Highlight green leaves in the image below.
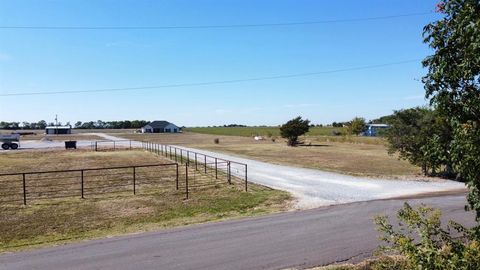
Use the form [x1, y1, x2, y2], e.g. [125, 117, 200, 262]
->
[375, 203, 480, 270]
[279, 116, 310, 146]
[385, 107, 452, 176]
[423, 0, 480, 122]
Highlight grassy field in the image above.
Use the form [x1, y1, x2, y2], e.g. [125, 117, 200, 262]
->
[186, 126, 343, 137]
[0, 150, 290, 252]
[119, 132, 421, 179]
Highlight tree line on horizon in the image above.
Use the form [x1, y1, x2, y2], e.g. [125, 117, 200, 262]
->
[0, 120, 150, 130]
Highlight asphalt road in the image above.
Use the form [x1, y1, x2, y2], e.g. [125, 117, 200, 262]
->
[0, 194, 474, 270]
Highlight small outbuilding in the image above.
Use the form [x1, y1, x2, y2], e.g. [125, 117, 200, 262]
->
[141, 121, 181, 133]
[364, 124, 389, 137]
[45, 126, 72, 135]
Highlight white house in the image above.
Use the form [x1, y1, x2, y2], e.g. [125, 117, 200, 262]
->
[141, 121, 181, 133]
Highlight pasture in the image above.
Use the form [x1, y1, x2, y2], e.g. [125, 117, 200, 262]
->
[120, 132, 421, 178]
[185, 126, 342, 137]
[0, 150, 290, 252]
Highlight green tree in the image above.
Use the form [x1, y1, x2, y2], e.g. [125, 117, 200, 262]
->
[37, 120, 47, 129]
[348, 117, 367, 135]
[385, 107, 452, 176]
[423, 0, 480, 217]
[280, 116, 310, 146]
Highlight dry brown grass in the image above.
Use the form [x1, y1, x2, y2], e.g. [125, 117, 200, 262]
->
[119, 132, 421, 179]
[0, 150, 168, 174]
[0, 150, 290, 252]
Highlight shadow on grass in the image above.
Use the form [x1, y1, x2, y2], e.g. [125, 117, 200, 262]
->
[297, 144, 331, 147]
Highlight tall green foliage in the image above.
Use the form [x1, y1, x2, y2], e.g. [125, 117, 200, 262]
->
[348, 117, 367, 135]
[451, 123, 480, 218]
[385, 107, 452, 176]
[423, 0, 480, 217]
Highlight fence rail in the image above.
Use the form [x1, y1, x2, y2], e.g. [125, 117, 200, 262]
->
[141, 141, 248, 191]
[90, 140, 134, 151]
[0, 163, 179, 205]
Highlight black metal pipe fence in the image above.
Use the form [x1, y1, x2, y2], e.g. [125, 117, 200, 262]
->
[142, 141, 248, 192]
[0, 163, 180, 205]
[91, 140, 134, 151]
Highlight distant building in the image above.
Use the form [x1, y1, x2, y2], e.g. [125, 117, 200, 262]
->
[141, 121, 181, 133]
[45, 126, 72, 135]
[364, 124, 389, 137]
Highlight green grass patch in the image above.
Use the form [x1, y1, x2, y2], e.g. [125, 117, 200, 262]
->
[185, 126, 342, 137]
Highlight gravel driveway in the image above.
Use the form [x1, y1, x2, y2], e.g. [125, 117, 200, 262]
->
[171, 145, 465, 209]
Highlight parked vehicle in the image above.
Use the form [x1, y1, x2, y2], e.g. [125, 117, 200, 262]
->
[0, 134, 20, 150]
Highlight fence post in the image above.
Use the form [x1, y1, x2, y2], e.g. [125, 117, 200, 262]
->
[176, 164, 179, 190]
[187, 151, 190, 166]
[81, 170, 84, 198]
[169, 147, 172, 159]
[95, 141, 98, 152]
[215, 158, 218, 179]
[113, 141, 116, 150]
[245, 165, 248, 192]
[22, 173, 26, 205]
[195, 153, 198, 170]
[129, 140, 132, 150]
[133, 167, 136, 195]
[180, 149, 183, 164]
[175, 148, 178, 162]
[204, 155, 207, 173]
[185, 165, 189, 199]
[228, 162, 231, 184]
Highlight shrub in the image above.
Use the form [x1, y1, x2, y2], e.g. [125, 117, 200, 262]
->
[214, 138, 220, 144]
[374, 203, 480, 270]
[280, 116, 310, 146]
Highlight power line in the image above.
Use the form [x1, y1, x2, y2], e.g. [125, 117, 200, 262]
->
[0, 59, 422, 97]
[0, 12, 434, 30]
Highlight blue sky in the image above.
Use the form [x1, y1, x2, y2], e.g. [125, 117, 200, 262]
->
[0, 0, 442, 126]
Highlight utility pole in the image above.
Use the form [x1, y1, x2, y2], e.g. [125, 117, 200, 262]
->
[55, 114, 58, 135]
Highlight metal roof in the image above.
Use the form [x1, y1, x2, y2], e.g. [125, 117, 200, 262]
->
[367, 124, 389, 127]
[45, 126, 71, 129]
[144, 121, 172, 129]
